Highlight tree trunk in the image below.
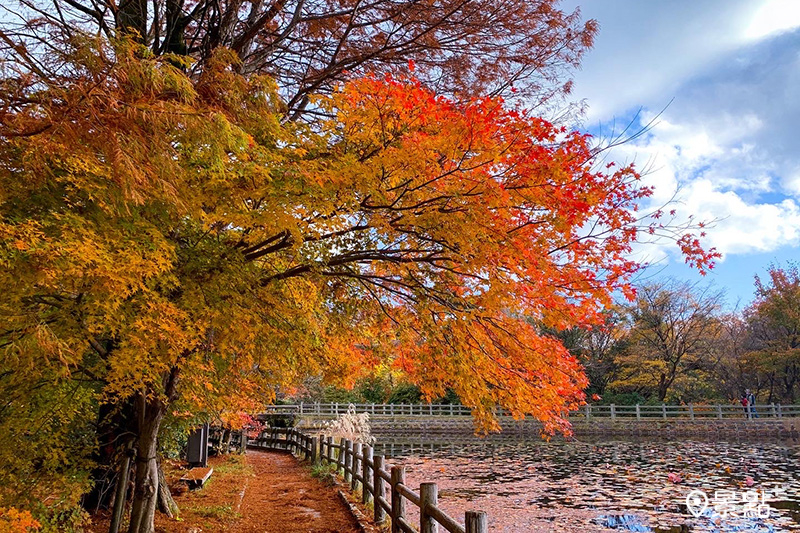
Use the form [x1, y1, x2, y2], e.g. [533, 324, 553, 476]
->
[109, 440, 134, 533]
[128, 393, 165, 533]
[126, 365, 181, 533]
[117, 0, 148, 41]
[156, 458, 179, 519]
[84, 396, 138, 515]
[222, 429, 232, 454]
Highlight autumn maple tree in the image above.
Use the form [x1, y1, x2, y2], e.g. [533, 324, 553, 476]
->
[744, 263, 800, 403]
[609, 280, 724, 402]
[0, 3, 718, 532]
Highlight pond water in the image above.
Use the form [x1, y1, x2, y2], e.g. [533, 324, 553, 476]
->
[373, 435, 800, 532]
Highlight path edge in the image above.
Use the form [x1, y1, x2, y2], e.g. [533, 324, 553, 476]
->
[337, 489, 382, 533]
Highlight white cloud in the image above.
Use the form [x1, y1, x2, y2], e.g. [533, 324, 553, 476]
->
[681, 180, 800, 255]
[744, 0, 800, 40]
[561, 0, 763, 122]
[605, 112, 800, 261]
[555, 2, 800, 264]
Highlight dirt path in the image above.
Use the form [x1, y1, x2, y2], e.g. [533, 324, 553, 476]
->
[230, 450, 361, 533]
[88, 450, 362, 533]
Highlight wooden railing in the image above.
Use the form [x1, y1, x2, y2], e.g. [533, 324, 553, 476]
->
[252, 427, 488, 533]
[261, 402, 800, 420]
[576, 403, 800, 420]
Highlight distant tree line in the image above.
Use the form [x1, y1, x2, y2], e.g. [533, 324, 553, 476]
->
[558, 263, 800, 406]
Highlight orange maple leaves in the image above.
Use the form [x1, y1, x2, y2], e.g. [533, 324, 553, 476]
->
[295, 74, 717, 432]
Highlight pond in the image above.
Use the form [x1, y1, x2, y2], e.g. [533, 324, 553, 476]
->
[373, 434, 800, 532]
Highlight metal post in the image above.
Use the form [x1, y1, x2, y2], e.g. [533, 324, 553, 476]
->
[374, 455, 386, 524]
[420, 482, 439, 533]
[465, 511, 488, 533]
[391, 466, 405, 533]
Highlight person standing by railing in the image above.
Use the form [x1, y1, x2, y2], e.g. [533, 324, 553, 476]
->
[746, 389, 759, 418]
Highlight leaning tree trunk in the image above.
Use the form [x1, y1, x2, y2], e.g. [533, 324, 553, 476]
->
[156, 457, 179, 518]
[109, 439, 135, 533]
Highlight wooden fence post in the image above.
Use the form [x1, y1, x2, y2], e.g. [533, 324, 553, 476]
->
[635, 404, 641, 420]
[585, 404, 591, 420]
[778, 404, 783, 418]
[327, 436, 334, 463]
[662, 403, 667, 419]
[771, 403, 777, 417]
[362, 445, 373, 504]
[374, 455, 386, 524]
[717, 405, 723, 419]
[352, 443, 362, 492]
[311, 436, 318, 465]
[344, 440, 353, 483]
[610, 404, 616, 420]
[689, 404, 695, 420]
[420, 482, 438, 533]
[390, 466, 405, 533]
[465, 511, 487, 533]
[337, 438, 345, 474]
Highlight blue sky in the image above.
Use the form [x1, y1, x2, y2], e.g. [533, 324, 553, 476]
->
[558, 0, 800, 308]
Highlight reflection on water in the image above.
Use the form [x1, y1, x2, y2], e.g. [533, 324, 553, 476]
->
[374, 435, 800, 532]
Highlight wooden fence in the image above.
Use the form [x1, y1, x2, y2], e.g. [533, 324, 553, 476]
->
[252, 427, 488, 533]
[261, 402, 800, 420]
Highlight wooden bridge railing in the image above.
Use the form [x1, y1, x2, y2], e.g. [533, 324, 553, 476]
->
[252, 427, 487, 533]
[261, 402, 800, 420]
